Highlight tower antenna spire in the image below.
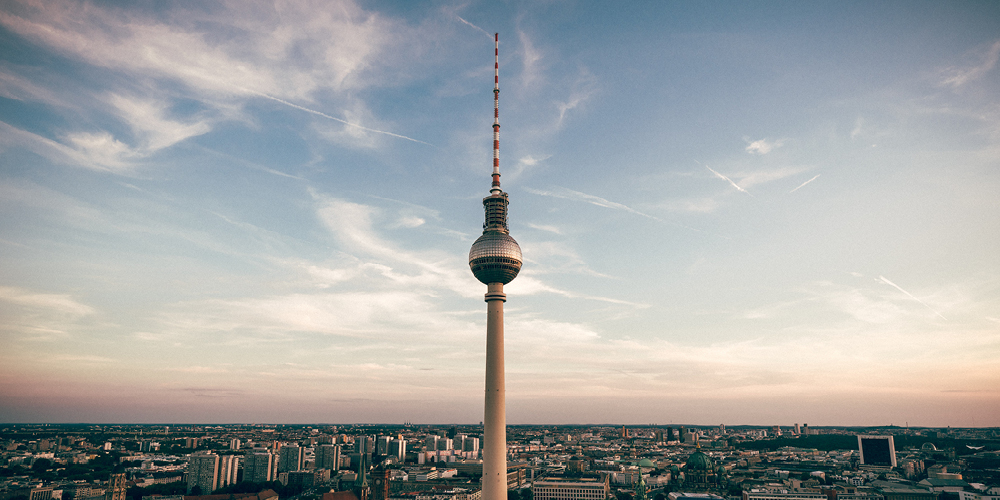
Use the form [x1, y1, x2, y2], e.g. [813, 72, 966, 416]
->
[491, 32, 501, 194]
[468, 32, 521, 500]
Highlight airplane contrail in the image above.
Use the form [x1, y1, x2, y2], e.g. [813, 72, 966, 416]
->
[877, 275, 947, 320]
[705, 165, 752, 196]
[237, 87, 434, 146]
[525, 187, 658, 220]
[453, 13, 494, 41]
[790, 174, 821, 193]
[525, 186, 723, 237]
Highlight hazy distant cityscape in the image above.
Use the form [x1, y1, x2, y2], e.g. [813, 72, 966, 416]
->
[2, 424, 998, 500]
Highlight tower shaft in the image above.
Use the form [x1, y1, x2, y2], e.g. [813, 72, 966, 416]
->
[483, 282, 506, 500]
[469, 34, 519, 500]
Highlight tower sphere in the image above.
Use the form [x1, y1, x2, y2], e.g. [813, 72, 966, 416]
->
[469, 232, 521, 285]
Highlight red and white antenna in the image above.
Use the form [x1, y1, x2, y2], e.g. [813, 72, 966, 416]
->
[491, 32, 502, 195]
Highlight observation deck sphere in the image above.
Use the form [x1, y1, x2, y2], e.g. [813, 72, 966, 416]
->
[469, 232, 522, 285]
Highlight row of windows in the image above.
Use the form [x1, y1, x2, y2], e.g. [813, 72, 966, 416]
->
[471, 258, 521, 266]
[534, 495, 605, 500]
[534, 495, 605, 499]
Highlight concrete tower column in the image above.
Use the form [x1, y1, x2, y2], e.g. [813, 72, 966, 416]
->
[483, 282, 506, 500]
[469, 33, 521, 500]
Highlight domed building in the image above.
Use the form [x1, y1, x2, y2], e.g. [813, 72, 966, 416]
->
[683, 449, 720, 490]
[636, 458, 656, 470]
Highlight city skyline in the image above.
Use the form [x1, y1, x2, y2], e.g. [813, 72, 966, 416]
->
[1, 1, 999, 426]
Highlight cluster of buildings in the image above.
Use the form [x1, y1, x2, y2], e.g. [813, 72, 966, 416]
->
[1, 424, 998, 500]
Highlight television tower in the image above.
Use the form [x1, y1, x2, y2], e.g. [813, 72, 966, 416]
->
[468, 33, 522, 500]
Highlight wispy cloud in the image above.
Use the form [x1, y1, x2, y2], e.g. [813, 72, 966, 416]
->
[519, 30, 544, 90]
[107, 93, 212, 151]
[0, 0, 392, 99]
[745, 137, 784, 155]
[0, 0, 425, 166]
[0, 286, 95, 318]
[520, 241, 612, 279]
[527, 223, 563, 235]
[0, 286, 98, 341]
[167, 366, 230, 374]
[851, 117, 864, 139]
[658, 197, 721, 213]
[505, 275, 644, 306]
[940, 40, 1000, 88]
[509, 154, 552, 179]
[554, 67, 597, 129]
[790, 174, 821, 193]
[735, 166, 808, 189]
[313, 196, 476, 296]
[52, 355, 115, 364]
[0, 121, 131, 172]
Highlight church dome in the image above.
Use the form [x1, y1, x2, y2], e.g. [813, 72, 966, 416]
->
[685, 451, 712, 471]
[638, 458, 655, 468]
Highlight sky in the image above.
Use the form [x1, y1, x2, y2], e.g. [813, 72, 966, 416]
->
[0, 0, 998, 427]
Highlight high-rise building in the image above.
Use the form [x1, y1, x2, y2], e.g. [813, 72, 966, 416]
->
[462, 437, 479, 453]
[376, 436, 391, 456]
[218, 455, 240, 488]
[858, 435, 897, 468]
[230, 439, 241, 450]
[288, 470, 329, 489]
[106, 473, 126, 500]
[316, 444, 341, 471]
[468, 33, 523, 500]
[244, 452, 274, 483]
[388, 439, 406, 461]
[356, 436, 374, 454]
[436, 438, 454, 451]
[425, 435, 439, 452]
[278, 445, 303, 473]
[187, 453, 219, 494]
